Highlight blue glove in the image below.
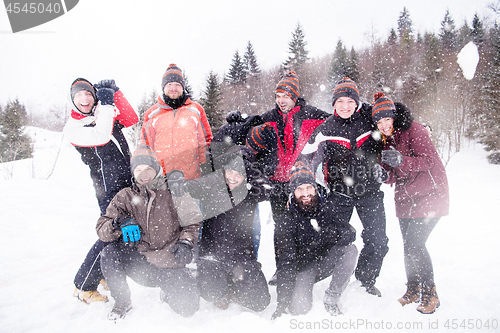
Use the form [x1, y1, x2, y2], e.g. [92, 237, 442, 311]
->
[96, 88, 115, 105]
[112, 216, 141, 243]
[381, 146, 403, 167]
[94, 79, 119, 92]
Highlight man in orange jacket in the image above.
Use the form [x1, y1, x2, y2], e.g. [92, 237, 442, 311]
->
[141, 64, 213, 180]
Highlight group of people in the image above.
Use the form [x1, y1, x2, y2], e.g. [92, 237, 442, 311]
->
[64, 64, 449, 320]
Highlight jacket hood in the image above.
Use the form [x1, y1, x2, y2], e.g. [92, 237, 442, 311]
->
[393, 102, 414, 131]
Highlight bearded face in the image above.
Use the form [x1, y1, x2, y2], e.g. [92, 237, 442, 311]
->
[292, 183, 319, 212]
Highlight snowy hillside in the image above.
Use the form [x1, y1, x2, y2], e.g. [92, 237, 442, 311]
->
[0, 128, 499, 333]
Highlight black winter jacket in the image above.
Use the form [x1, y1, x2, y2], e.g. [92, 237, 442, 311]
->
[302, 104, 383, 199]
[191, 146, 272, 262]
[75, 121, 132, 214]
[274, 191, 356, 308]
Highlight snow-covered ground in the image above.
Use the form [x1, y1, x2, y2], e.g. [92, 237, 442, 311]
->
[1, 128, 499, 333]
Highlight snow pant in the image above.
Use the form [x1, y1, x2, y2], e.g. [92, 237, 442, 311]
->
[399, 217, 440, 286]
[328, 191, 389, 287]
[269, 180, 290, 262]
[74, 239, 110, 291]
[197, 258, 270, 312]
[289, 244, 358, 315]
[100, 242, 200, 317]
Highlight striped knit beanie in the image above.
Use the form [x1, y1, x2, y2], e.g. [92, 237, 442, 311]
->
[289, 162, 317, 194]
[70, 78, 96, 103]
[275, 71, 300, 103]
[372, 92, 396, 123]
[130, 145, 162, 175]
[332, 77, 360, 108]
[246, 123, 277, 154]
[162, 64, 185, 90]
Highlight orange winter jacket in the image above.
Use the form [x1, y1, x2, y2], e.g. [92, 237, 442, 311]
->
[141, 96, 213, 179]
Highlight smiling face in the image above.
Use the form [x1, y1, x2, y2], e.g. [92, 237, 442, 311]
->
[133, 164, 157, 185]
[294, 183, 316, 205]
[276, 92, 295, 114]
[334, 96, 357, 119]
[225, 169, 245, 190]
[73, 90, 95, 114]
[163, 82, 184, 99]
[376, 117, 395, 136]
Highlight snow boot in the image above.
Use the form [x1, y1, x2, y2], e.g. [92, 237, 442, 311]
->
[108, 300, 132, 320]
[398, 282, 421, 306]
[268, 271, 277, 286]
[73, 287, 108, 304]
[417, 283, 440, 314]
[324, 303, 343, 316]
[361, 283, 382, 297]
[100, 279, 109, 291]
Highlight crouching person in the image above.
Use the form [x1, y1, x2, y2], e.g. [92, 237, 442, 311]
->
[96, 145, 202, 320]
[178, 145, 271, 312]
[272, 163, 358, 319]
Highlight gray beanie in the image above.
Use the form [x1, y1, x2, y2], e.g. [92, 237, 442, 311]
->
[130, 145, 162, 175]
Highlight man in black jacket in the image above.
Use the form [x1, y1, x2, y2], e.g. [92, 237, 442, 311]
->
[302, 77, 389, 297]
[272, 163, 358, 319]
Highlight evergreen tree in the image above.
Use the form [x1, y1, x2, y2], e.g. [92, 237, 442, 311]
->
[226, 50, 247, 84]
[282, 23, 309, 73]
[348, 47, 359, 82]
[329, 39, 350, 83]
[243, 41, 260, 78]
[479, 23, 500, 162]
[388, 28, 398, 45]
[0, 99, 33, 162]
[200, 71, 224, 130]
[471, 13, 485, 46]
[457, 20, 472, 49]
[397, 7, 414, 46]
[439, 10, 457, 50]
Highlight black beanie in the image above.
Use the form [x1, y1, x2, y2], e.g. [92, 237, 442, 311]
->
[130, 145, 162, 176]
[289, 162, 317, 194]
[246, 123, 277, 154]
[162, 64, 185, 90]
[372, 92, 396, 123]
[332, 77, 360, 108]
[70, 78, 96, 103]
[275, 71, 300, 103]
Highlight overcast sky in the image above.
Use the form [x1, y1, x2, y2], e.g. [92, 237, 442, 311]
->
[0, 0, 496, 114]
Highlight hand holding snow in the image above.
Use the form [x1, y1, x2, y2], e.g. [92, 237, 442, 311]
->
[457, 41, 480, 80]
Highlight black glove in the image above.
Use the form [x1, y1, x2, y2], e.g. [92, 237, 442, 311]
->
[94, 79, 119, 92]
[372, 164, 388, 183]
[96, 88, 115, 105]
[169, 239, 194, 265]
[167, 170, 188, 197]
[271, 304, 287, 320]
[381, 146, 403, 167]
[112, 215, 141, 243]
[226, 110, 243, 123]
